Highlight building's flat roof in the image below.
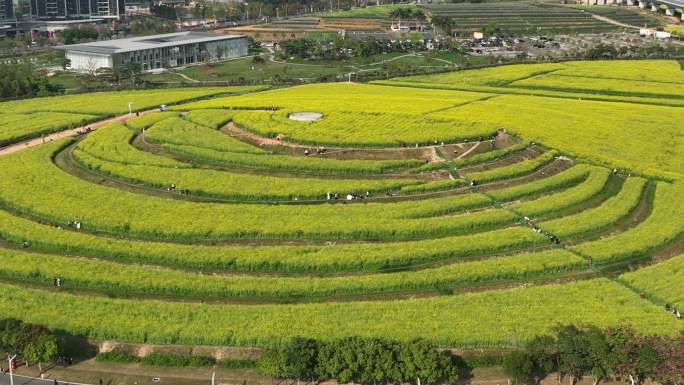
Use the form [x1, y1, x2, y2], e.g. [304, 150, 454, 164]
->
[42, 19, 106, 25]
[57, 31, 245, 55]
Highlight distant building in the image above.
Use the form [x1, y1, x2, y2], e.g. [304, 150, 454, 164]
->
[0, 0, 13, 20]
[124, 2, 150, 15]
[156, 0, 186, 7]
[640, 28, 671, 38]
[58, 31, 249, 71]
[29, 0, 124, 19]
[32, 19, 106, 38]
[473, 31, 484, 39]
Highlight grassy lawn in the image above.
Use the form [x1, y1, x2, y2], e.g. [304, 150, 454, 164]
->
[155, 51, 482, 84]
[48, 71, 110, 90]
[174, 57, 345, 82]
[284, 51, 409, 66]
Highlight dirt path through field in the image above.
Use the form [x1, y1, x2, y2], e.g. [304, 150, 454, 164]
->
[0, 109, 156, 157]
[429, 147, 446, 162]
[224, 122, 490, 162]
[225, 121, 292, 147]
[455, 141, 481, 159]
[589, 13, 639, 29]
[175, 72, 201, 83]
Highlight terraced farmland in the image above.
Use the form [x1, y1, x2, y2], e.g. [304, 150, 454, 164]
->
[569, 5, 663, 28]
[319, 2, 623, 35]
[0, 59, 682, 350]
[422, 2, 619, 34]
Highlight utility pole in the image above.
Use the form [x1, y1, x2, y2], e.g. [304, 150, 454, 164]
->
[211, 366, 216, 385]
[8, 354, 17, 385]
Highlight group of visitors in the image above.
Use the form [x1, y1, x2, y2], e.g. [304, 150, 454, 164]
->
[324, 191, 372, 201]
[665, 304, 683, 319]
[303, 147, 329, 157]
[74, 126, 93, 136]
[524, 216, 560, 244]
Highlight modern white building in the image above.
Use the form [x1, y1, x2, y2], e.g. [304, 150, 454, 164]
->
[57, 31, 249, 71]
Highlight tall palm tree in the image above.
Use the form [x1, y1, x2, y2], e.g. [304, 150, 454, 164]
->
[431, 15, 453, 37]
[412, 8, 425, 31]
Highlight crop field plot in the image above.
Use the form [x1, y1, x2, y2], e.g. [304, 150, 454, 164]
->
[568, 5, 663, 28]
[0, 86, 267, 147]
[421, 2, 618, 34]
[0, 59, 682, 350]
[0, 111, 98, 146]
[320, 2, 622, 34]
[321, 4, 417, 19]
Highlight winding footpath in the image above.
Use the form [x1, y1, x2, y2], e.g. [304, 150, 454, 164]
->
[0, 110, 155, 157]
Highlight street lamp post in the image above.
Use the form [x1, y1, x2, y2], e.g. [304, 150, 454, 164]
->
[8, 354, 17, 385]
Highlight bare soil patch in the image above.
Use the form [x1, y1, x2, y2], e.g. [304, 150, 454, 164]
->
[288, 112, 323, 121]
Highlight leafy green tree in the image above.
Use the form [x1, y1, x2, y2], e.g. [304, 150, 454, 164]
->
[526, 334, 558, 382]
[257, 346, 288, 377]
[503, 351, 534, 385]
[22, 341, 39, 367]
[37, 334, 59, 372]
[651, 334, 684, 385]
[398, 339, 458, 385]
[556, 325, 590, 385]
[430, 15, 453, 37]
[585, 326, 611, 385]
[286, 337, 319, 384]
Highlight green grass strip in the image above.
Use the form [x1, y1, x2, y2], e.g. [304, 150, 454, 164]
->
[486, 164, 591, 202]
[0, 278, 678, 347]
[0, 247, 584, 300]
[465, 150, 558, 184]
[619, 253, 684, 308]
[508, 167, 611, 218]
[572, 181, 684, 265]
[541, 177, 647, 239]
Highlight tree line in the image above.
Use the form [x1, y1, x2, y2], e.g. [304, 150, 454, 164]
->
[0, 64, 63, 99]
[191, 0, 363, 22]
[0, 318, 60, 372]
[257, 337, 459, 385]
[258, 326, 682, 385]
[278, 36, 431, 61]
[502, 325, 683, 385]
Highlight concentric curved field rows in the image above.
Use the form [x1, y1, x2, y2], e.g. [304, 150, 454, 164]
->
[0, 60, 682, 349]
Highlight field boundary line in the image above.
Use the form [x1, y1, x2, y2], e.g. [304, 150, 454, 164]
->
[370, 81, 684, 109]
[425, 94, 500, 114]
[456, 142, 481, 160]
[589, 13, 640, 29]
[0, 111, 155, 157]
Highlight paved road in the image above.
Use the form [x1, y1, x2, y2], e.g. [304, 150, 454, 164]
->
[0, 373, 93, 385]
